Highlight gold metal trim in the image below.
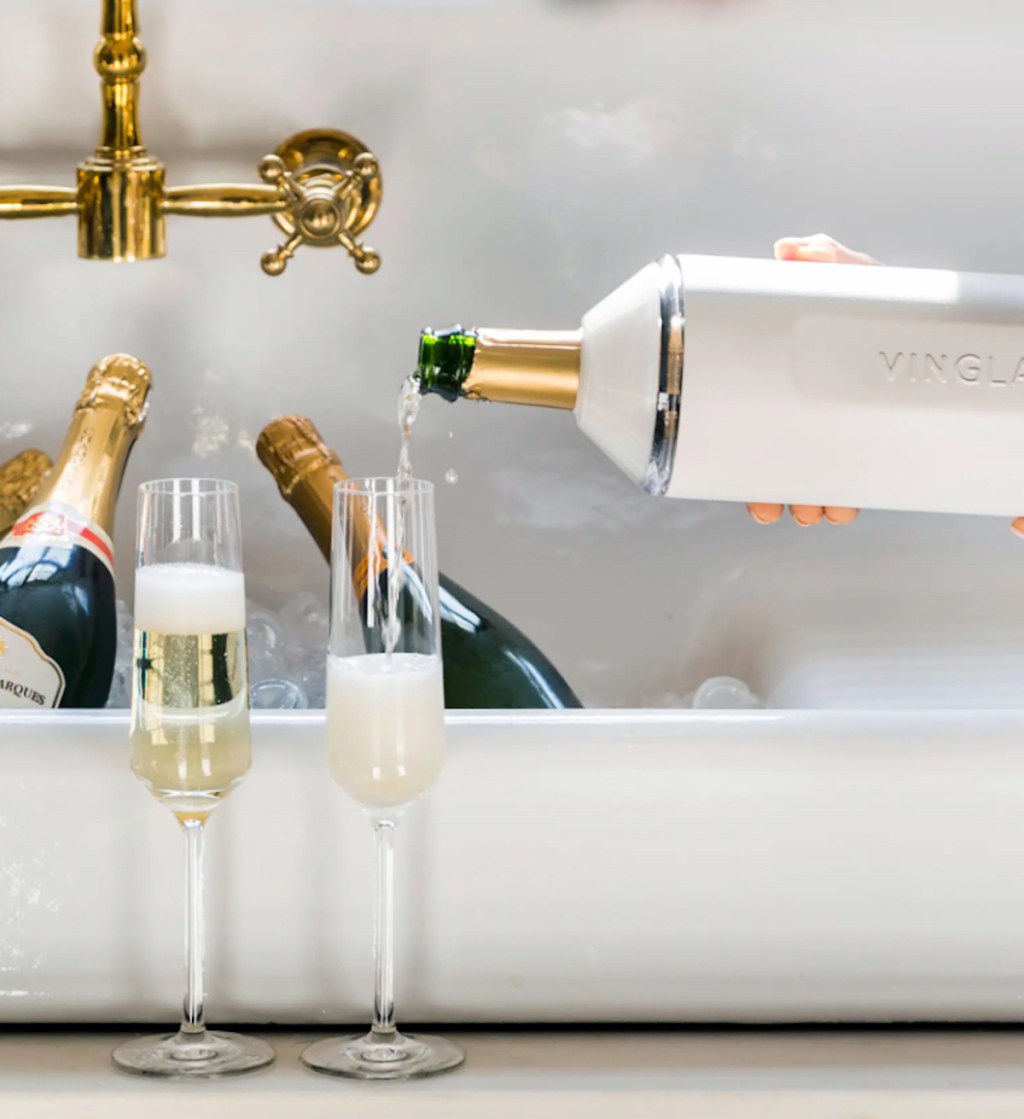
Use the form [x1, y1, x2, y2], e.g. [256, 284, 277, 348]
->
[271, 130, 382, 239]
[660, 311, 684, 445]
[162, 185, 289, 218]
[256, 131, 382, 275]
[0, 187, 78, 219]
[0, 1, 383, 275]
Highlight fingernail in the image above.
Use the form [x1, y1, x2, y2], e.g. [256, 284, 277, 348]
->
[790, 505, 824, 525]
[748, 503, 784, 524]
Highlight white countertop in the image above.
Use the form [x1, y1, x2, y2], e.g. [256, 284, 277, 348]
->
[3, 1028, 1024, 1118]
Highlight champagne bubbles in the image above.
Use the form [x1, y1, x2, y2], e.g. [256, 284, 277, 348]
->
[105, 591, 330, 709]
[445, 430, 459, 484]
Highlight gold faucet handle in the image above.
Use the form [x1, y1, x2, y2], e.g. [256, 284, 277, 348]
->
[257, 131, 383, 277]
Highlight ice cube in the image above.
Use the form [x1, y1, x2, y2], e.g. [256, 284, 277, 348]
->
[105, 599, 135, 708]
[250, 679, 309, 710]
[690, 676, 762, 710]
[246, 600, 285, 685]
[278, 591, 329, 650]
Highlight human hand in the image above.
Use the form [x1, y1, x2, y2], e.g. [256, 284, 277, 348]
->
[746, 234, 876, 527]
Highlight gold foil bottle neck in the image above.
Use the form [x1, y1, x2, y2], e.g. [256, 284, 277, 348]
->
[256, 415, 344, 498]
[466, 329, 581, 409]
[76, 353, 153, 429]
[32, 353, 152, 534]
[0, 449, 53, 535]
[257, 415, 359, 563]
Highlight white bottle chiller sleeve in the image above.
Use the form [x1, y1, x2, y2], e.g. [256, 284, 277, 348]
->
[578, 253, 1024, 518]
[576, 261, 665, 487]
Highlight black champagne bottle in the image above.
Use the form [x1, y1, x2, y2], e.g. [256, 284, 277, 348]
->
[0, 355, 151, 708]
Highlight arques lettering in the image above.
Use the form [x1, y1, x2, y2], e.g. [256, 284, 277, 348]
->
[0, 678, 45, 705]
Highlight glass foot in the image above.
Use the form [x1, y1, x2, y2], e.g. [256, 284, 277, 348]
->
[112, 1029, 276, 1079]
[301, 1027, 465, 1081]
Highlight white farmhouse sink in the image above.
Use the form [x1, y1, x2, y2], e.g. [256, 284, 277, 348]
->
[0, 708, 1021, 1024]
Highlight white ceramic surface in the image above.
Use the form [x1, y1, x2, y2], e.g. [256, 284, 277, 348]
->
[2, 0, 1023, 706]
[0, 708, 1022, 1024]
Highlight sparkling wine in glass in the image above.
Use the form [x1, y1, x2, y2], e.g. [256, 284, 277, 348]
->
[113, 478, 275, 1079]
[300, 476, 464, 1080]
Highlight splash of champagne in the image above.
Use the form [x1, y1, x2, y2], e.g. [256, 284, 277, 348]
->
[397, 374, 421, 486]
[385, 375, 424, 655]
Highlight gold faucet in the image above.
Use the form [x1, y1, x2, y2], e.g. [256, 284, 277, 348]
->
[0, 0, 382, 276]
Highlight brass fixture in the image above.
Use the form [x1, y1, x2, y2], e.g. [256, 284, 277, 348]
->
[0, 1, 382, 276]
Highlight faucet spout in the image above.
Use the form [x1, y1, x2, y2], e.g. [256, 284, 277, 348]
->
[0, 0, 383, 274]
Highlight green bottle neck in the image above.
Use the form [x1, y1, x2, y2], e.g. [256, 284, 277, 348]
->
[416, 327, 580, 410]
[416, 329, 478, 400]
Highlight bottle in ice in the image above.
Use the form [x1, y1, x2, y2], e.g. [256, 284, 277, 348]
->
[0, 355, 151, 708]
[415, 254, 1024, 518]
[0, 449, 52, 536]
[256, 415, 581, 709]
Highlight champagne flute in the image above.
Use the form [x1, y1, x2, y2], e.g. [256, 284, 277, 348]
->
[300, 477, 464, 1080]
[113, 478, 275, 1078]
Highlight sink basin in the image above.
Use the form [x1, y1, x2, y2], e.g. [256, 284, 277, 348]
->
[1, 707, 1021, 1024]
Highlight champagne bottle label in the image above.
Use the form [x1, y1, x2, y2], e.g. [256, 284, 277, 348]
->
[0, 616, 66, 707]
[2, 502, 115, 577]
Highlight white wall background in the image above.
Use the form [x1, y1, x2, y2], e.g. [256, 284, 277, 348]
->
[2, 0, 1024, 707]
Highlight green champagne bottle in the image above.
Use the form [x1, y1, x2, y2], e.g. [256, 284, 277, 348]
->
[0, 355, 151, 708]
[256, 415, 582, 709]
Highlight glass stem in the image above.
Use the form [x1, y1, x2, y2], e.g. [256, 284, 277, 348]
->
[181, 817, 206, 1037]
[372, 817, 398, 1037]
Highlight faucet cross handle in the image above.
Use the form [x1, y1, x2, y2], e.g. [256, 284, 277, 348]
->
[257, 130, 383, 277]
